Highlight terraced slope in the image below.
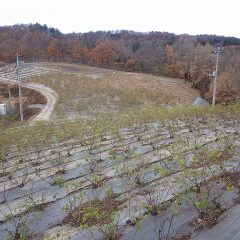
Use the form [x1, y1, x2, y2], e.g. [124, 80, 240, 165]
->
[0, 63, 55, 80]
[0, 115, 239, 239]
[0, 63, 58, 121]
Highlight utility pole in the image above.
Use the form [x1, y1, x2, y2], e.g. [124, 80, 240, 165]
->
[8, 88, 12, 115]
[212, 46, 224, 106]
[16, 53, 24, 123]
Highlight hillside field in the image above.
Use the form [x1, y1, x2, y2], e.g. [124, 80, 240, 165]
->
[0, 63, 240, 240]
[25, 63, 199, 120]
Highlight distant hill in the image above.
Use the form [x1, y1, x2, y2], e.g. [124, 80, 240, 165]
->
[0, 23, 240, 103]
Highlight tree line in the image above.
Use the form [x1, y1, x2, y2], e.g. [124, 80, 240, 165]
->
[0, 23, 240, 103]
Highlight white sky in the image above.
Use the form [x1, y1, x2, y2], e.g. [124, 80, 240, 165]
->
[0, 0, 239, 37]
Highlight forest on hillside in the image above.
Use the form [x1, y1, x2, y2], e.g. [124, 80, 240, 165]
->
[0, 23, 240, 103]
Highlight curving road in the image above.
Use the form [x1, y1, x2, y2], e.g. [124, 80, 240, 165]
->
[24, 82, 58, 121]
[0, 76, 58, 121]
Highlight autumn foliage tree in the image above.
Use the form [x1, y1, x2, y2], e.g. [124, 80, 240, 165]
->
[47, 39, 59, 60]
[206, 73, 239, 104]
[87, 40, 118, 67]
[70, 42, 88, 63]
[164, 45, 181, 77]
[0, 23, 240, 103]
[126, 58, 136, 71]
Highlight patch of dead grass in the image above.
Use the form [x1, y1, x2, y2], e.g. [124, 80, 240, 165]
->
[25, 64, 198, 119]
[64, 196, 120, 227]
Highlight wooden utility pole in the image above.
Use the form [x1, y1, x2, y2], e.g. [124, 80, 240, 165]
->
[16, 53, 23, 123]
[8, 89, 12, 115]
[212, 46, 224, 106]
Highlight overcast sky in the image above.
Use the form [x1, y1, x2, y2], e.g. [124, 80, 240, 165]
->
[0, 0, 239, 37]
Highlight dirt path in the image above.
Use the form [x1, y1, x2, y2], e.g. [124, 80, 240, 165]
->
[0, 76, 58, 121]
[24, 83, 58, 121]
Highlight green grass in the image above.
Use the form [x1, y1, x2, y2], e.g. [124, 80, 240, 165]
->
[1, 103, 240, 162]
